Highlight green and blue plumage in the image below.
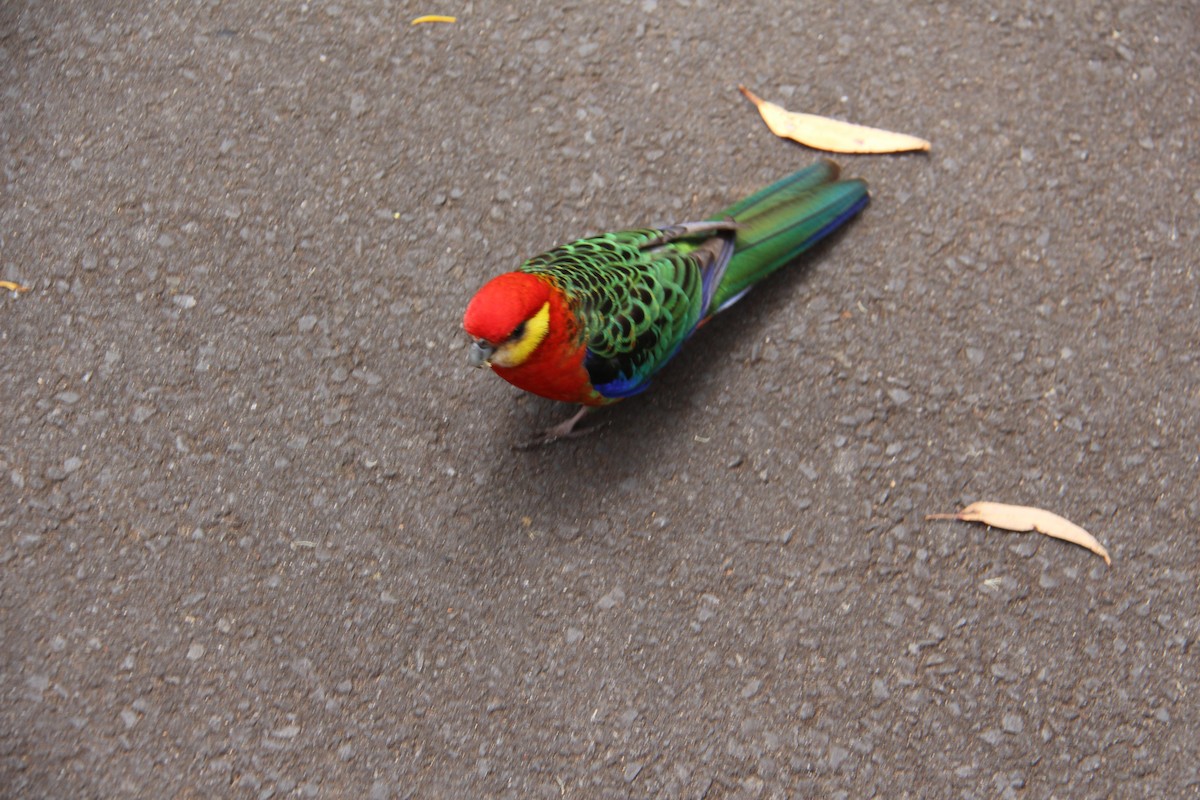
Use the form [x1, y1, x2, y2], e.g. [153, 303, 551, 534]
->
[516, 159, 869, 400]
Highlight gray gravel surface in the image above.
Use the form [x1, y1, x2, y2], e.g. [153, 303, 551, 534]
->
[3, 2, 1198, 798]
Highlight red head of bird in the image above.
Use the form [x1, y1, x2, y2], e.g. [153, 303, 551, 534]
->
[462, 272, 598, 404]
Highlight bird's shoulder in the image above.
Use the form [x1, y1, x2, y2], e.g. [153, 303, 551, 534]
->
[519, 229, 701, 319]
[518, 228, 710, 398]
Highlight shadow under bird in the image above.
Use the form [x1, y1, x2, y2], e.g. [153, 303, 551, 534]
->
[463, 159, 869, 446]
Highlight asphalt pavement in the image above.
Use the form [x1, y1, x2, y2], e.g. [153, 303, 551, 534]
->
[3, 2, 1198, 797]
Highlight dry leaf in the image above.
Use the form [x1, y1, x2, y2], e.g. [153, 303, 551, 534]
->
[0, 280, 30, 293]
[926, 501, 1111, 565]
[410, 15, 457, 25]
[739, 85, 930, 154]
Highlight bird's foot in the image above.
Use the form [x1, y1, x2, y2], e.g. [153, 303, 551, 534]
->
[514, 406, 605, 450]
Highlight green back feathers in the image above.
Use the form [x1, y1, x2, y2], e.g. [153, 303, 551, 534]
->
[509, 161, 868, 400]
[519, 230, 707, 397]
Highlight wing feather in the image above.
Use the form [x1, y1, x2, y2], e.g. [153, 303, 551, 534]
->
[519, 226, 732, 398]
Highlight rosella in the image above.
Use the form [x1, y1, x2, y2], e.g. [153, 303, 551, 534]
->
[463, 160, 868, 444]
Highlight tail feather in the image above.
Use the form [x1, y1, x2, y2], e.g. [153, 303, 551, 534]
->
[706, 160, 868, 315]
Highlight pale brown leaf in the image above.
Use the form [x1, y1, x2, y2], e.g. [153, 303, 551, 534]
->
[739, 85, 930, 154]
[410, 15, 456, 25]
[926, 501, 1111, 565]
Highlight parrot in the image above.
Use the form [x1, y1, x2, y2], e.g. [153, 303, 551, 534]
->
[462, 159, 869, 446]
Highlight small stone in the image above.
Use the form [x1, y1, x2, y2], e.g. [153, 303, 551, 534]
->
[741, 679, 762, 699]
[186, 643, 206, 661]
[1002, 712, 1025, 734]
[63, 457, 83, 474]
[619, 708, 639, 726]
[1012, 540, 1038, 558]
[887, 388, 912, 405]
[26, 674, 49, 702]
[120, 709, 140, 729]
[351, 368, 382, 386]
[871, 678, 890, 701]
[173, 294, 197, 309]
[272, 724, 301, 739]
[1038, 571, 1060, 589]
[597, 587, 625, 610]
[566, 627, 584, 644]
[623, 762, 643, 782]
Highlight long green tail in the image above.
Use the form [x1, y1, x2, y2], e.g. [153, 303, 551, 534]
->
[706, 160, 868, 314]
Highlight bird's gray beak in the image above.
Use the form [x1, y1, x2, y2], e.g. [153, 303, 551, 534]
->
[468, 340, 495, 368]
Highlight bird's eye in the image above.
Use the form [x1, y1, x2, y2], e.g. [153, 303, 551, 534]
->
[510, 321, 527, 341]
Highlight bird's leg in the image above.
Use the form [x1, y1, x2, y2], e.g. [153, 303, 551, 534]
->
[516, 405, 605, 450]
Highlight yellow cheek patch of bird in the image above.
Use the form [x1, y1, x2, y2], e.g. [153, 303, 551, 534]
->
[739, 85, 931, 154]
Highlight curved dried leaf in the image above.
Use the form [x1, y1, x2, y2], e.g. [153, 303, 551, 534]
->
[410, 15, 457, 25]
[927, 501, 1111, 565]
[739, 85, 930, 154]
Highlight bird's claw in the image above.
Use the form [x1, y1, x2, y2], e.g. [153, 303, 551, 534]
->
[513, 408, 607, 450]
